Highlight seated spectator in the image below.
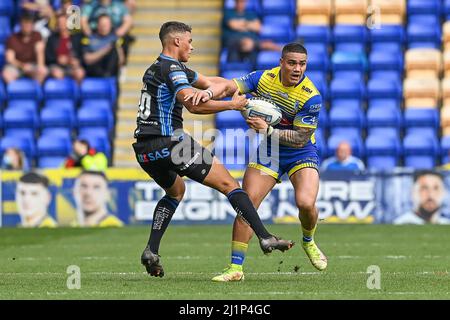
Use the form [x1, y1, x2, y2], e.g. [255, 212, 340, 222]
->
[81, 0, 133, 62]
[2, 13, 49, 84]
[1, 148, 30, 171]
[21, 0, 56, 39]
[222, 0, 281, 65]
[321, 141, 366, 171]
[82, 14, 124, 77]
[45, 12, 85, 83]
[64, 139, 108, 171]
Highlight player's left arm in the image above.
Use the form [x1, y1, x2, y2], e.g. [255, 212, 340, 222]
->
[247, 94, 322, 148]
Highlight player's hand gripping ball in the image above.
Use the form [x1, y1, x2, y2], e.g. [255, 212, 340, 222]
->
[241, 97, 282, 126]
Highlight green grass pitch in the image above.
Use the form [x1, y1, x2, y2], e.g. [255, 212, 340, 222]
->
[0, 225, 449, 299]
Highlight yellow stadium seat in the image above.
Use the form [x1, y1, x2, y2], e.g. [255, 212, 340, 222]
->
[441, 105, 450, 128]
[335, 14, 367, 25]
[405, 98, 438, 108]
[369, 0, 405, 24]
[443, 50, 450, 76]
[404, 77, 440, 107]
[442, 78, 450, 101]
[405, 48, 442, 77]
[297, 0, 332, 25]
[335, 0, 368, 15]
[443, 127, 450, 136]
[298, 14, 331, 25]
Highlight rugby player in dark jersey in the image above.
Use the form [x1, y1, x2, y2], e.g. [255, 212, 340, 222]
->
[133, 21, 294, 277]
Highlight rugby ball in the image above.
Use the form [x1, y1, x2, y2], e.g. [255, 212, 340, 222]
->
[241, 97, 282, 126]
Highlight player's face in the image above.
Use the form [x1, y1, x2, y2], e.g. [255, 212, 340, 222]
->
[16, 182, 51, 219]
[75, 174, 109, 215]
[280, 52, 307, 86]
[177, 32, 193, 62]
[414, 175, 445, 213]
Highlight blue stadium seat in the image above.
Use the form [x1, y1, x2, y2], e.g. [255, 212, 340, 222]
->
[307, 71, 327, 84]
[330, 79, 365, 100]
[3, 107, 39, 129]
[370, 25, 405, 44]
[370, 70, 401, 82]
[367, 78, 402, 100]
[334, 42, 365, 54]
[0, 135, 36, 158]
[318, 107, 328, 129]
[79, 99, 112, 112]
[365, 134, 401, 170]
[40, 128, 72, 141]
[38, 156, 66, 168]
[80, 78, 116, 104]
[404, 108, 440, 131]
[333, 25, 368, 44]
[78, 127, 109, 140]
[3, 128, 35, 141]
[367, 127, 400, 140]
[327, 132, 364, 158]
[371, 42, 403, 54]
[407, 23, 441, 48]
[216, 110, 247, 129]
[7, 79, 42, 101]
[77, 107, 114, 130]
[295, 25, 332, 44]
[306, 52, 329, 72]
[331, 51, 367, 71]
[333, 70, 364, 82]
[0, 0, 13, 15]
[0, 43, 5, 70]
[369, 51, 403, 72]
[7, 99, 38, 113]
[305, 43, 328, 55]
[256, 51, 280, 70]
[403, 133, 439, 169]
[0, 16, 11, 42]
[224, 0, 261, 13]
[261, 0, 295, 16]
[408, 14, 439, 26]
[219, 49, 253, 72]
[77, 134, 111, 159]
[37, 135, 71, 157]
[407, 0, 441, 15]
[441, 135, 450, 164]
[329, 100, 365, 128]
[445, 0, 450, 19]
[220, 70, 249, 80]
[42, 99, 75, 113]
[41, 106, 76, 128]
[314, 128, 327, 158]
[44, 78, 79, 101]
[0, 80, 5, 106]
[366, 101, 402, 128]
[260, 21, 294, 43]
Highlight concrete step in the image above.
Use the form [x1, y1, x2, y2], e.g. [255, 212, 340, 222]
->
[117, 109, 137, 120]
[115, 138, 135, 149]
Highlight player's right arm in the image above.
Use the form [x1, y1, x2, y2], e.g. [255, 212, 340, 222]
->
[178, 88, 247, 114]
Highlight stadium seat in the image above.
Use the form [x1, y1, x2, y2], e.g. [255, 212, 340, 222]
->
[327, 131, 364, 158]
[40, 128, 72, 141]
[366, 101, 402, 128]
[261, 0, 296, 16]
[404, 108, 440, 131]
[40, 106, 77, 128]
[77, 134, 111, 159]
[306, 51, 329, 72]
[331, 51, 367, 71]
[441, 105, 450, 130]
[37, 135, 71, 157]
[79, 99, 112, 112]
[0, 135, 36, 158]
[0, 0, 13, 15]
[333, 70, 364, 82]
[407, 23, 441, 49]
[333, 25, 368, 44]
[405, 48, 442, 78]
[318, 107, 328, 129]
[220, 70, 248, 80]
[261, 15, 294, 42]
[314, 128, 327, 157]
[43, 78, 79, 101]
[370, 24, 405, 44]
[408, 14, 439, 26]
[256, 51, 280, 70]
[42, 99, 75, 113]
[334, 42, 365, 53]
[224, 0, 261, 13]
[219, 49, 253, 73]
[370, 70, 402, 83]
[334, 0, 368, 25]
[367, 127, 400, 140]
[295, 25, 332, 44]
[371, 42, 403, 54]
[305, 43, 328, 55]
[297, 0, 332, 25]
[441, 135, 450, 164]
[370, 0, 406, 24]
[3, 128, 35, 141]
[330, 78, 365, 99]
[78, 127, 109, 140]
[403, 77, 440, 107]
[407, 0, 441, 15]
[38, 156, 66, 168]
[365, 134, 401, 170]
[80, 78, 116, 104]
[3, 107, 39, 129]
[7, 99, 38, 113]
[0, 43, 5, 70]
[77, 106, 114, 130]
[216, 110, 247, 129]
[369, 51, 403, 72]
[0, 16, 11, 42]
[7, 79, 42, 101]
[329, 100, 365, 128]
[367, 78, 402, 99]
[0, 80, 5, 106]
[403, 132, 439, 169]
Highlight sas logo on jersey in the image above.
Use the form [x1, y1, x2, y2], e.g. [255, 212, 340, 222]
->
[302, 86, 313, 94]
[277, 91, 289, 99]
[170, 71, 189, 85]
[309, 104, 321, 112]
[137, 148, 171, 163]
[301, 115, 317, 126]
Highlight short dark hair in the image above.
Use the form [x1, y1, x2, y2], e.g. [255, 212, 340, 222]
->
[413, 170, 444, 183]
[159, 21, 192, 43]
[19, 172, 49, 188]
[77, 139, 90, 149]
[282, 42, 308, 58]
[79, 170, 108, 182]
[20, 12, 35, 22]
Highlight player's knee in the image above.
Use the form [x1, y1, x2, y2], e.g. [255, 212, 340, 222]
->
[166, 181, 185, 202]
[219, 178, 240, 195]
[296, 198, 315, 213]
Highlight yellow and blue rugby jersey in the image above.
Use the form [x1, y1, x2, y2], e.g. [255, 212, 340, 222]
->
[233, 66, 322, 149]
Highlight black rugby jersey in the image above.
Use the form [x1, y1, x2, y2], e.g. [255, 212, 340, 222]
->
[134, 54, 198, 138]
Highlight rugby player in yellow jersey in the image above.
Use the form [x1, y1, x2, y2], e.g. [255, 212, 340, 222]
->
[16, 172, 57, 228]
[73, 170, 123, 227]
[187, 43, 327, 281]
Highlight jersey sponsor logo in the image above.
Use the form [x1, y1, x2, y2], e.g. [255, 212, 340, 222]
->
[170, 64, 181, 71]
[277, 91, 289, 99]
[267, 72, 276, 78]
[137, 148, 171, 163]
[302, 86, 313, 94]
[301, 115, 317, 126]
[170, 71, 189, 86]
[309, 103, 321, 113]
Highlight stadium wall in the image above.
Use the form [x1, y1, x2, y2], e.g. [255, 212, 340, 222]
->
[1, 169, 449, 227]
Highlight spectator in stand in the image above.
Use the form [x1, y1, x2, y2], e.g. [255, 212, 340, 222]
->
[45, 12, 85, 83]
[222, 0, 281, 66]
[20, 0, 56, 39]
[81, 14, 124, 77]
[1, 148, 30, 171]
[2, 13, 48, 84]
[64, 139, 108, 171]
[81, 0, 133, 62]
[321, 141, 366, 171]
